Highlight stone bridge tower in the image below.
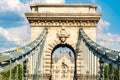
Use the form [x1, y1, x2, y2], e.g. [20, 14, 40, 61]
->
[25, 4, 101, 80]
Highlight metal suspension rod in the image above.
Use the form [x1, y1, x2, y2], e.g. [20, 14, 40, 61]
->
[36, 50, 38, 79]
[33, 53, 35, 79]
[36, 52, 38, 79]
[96, 52, 98, 80]
[0, 73, 2, 80]
[90, 51, 92, 79]
[15, 60, 19, 80]
[109, 64, 113, 80]
[14, 66, 17, 80]
[9, 59, 12, 80]
[36, 50, 39, 80]
[93, 54, 95, 80]
[22, 64, 24, 80]
[86, 46, 89, 80]
[24, 60, 27, 80]
[41, 50, 43, 80]
[40, 38, 46, 80]
[32, 54, 34, 79]
[34, 48, 38, 79]
[38, 44, 41, 80]
[118, 64, 120, 80]
[88, 49, 90, 78]
[0, 62, 3, 79]
[32, 50, 35, 80]
[34, 46, 39, 80]
[34, 50, 38, 78]
[17, 65, 18, 80]
[37, 48, 40, 80]
[102, 62, 105, 80]
[22, 55, 24, 80]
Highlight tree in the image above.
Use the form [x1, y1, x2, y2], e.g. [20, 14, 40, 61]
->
[1, 65, 23, 80]
[104, 65, 119, 80]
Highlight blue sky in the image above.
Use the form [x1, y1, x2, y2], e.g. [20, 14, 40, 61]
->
[97, 0, 120, 34]
[66, 0, 120, 34]
[0, 0, 120, 52]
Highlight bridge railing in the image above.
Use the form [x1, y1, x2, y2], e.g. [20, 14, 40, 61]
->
[0, 28, 48, 74]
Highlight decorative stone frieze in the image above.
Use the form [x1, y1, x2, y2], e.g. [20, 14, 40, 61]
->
[29, 20, 98, 27]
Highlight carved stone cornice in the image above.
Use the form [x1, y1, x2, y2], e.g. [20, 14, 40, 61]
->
[25, 13, 101, 17]
[29, 20, 98, 27]
[25, 13, 101, 27]
[27, 17, 100, 21]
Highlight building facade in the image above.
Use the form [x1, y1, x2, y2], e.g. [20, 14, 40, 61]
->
[52, 52, 74, 80]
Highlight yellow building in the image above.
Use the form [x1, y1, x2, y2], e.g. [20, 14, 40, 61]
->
[52, 52, 74, 80]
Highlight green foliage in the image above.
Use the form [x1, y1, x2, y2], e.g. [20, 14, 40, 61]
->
[1, 65, 23, 80]
[104, 65, 119, 80]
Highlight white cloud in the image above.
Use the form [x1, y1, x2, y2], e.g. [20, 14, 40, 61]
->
[31, 0, 65, 4]
[97, 19, 120, 51]
[97, 19, 110, 33]
[90, 0, 102, 13]
[0, 25, 30, 45]
[6, 25, 30, 41]
[0, 27, 19, 41]
[91, 0, 96, 4]
[97, 5, 102, 12]
[0, 0, 31, 17]
[45, 0, 65, 3]
[0, 25, 31, 52]
[0, 0, 26, 13]
[96, 32, 120, 51]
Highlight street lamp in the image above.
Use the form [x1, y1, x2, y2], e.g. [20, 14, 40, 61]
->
[86, 70, 89, 80]
[99, 59, 104, 80]
[109, 63, 114, 80]
[109, 74, 113, 80]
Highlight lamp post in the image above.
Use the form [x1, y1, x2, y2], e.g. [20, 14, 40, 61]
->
[86, 70, 89, 80]
[109, 64, 113, 80]
[99, 59, 104, 80]
[109, 74, 113, 80]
